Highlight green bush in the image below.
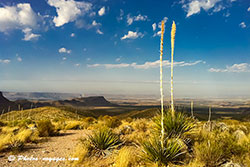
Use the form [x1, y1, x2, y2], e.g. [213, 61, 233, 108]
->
[154, 110, 195, 138]
[141, 137, 185, 166]
[36, 119, 57, 137]
[86, 128, 122, 156]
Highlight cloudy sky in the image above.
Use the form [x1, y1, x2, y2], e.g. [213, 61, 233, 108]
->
[0, 0, 249, 98]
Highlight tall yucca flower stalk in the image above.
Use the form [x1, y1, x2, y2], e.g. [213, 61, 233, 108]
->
[170, 21, 176, 118]
[159, 20, 165, 147]
[191, 101, 194, 117]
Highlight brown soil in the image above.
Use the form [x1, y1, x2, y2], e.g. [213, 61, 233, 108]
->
[0, 130, 88, 167]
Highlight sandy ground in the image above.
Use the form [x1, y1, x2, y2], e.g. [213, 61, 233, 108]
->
[0, 130, 88, 167]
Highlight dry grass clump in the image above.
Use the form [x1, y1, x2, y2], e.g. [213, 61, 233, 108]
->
[0, 120, 6, 127]
[65, 120, 83, 130]
[36, 119, 58, 137]
[194, 129, 248, 167]
[0, 128, 39, 152]
[98, 115, 122, 128]
[115, 118, 153, 144]
[0, 133, 12, 152]
[114, 146, 142, 167]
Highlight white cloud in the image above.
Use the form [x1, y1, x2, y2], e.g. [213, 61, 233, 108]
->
[209, 63, 250, 73]
[98, 7, 105, 16]
[22, 28, 40, 41]
[70, 33, 75, 37]
[17, 57, 22, 62]
[157, 17, 168, 28]
[89, 12, 96, 17]
[153, 30, 162, 37]
[121, 31, 143, 40]
[127, 14, 148, 25]
[127, 15, 133, 25]
[152, 23, 156, 31]
[47, 0, 92, 27]
[88, 60, 205, 69]
[117, 9, 124, 21]
[116, 57, 121, 62]
[74, 63, 80, 67]
[92, 20, 101, 26]
[96, 29, 103, 34]
[0, 59, 11, 64]
[0, 3, 38, 33]
[239, 22, 246, 28]
[223, 12, 230, 17]
[62, 57, 67, 60]
[248, 7, 250, 12]
[134, 14, 148, 21]
[183, 0, 222, 17]
[59, 47, 71, 54]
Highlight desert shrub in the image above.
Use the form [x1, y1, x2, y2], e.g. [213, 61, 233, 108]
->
[115, 119, 153, 144]
[0, 120, 6, 127]
[15, 129, 33, 143]
[130, 118, 149, 132]
[154, 110, 195, 138]
[70, 143, 89, 166]
[8, 137, 25, 152]
[98, 115, 121, 128]
[17, 119, 34, 128]
[194, 131, 247, 167]
[141, 137, 185, 166]
[84, 117, 96, 124]
[86, 128, 122, 156]
[1, 126, 19, 134]
[114, 146, 142, 167]
[65, 121, 83, 130]
[36, 119, 57, 137]
[0, 134, 12, 152]
[53, 121, 66, 131]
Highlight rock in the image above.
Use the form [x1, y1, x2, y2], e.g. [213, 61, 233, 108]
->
[119, 125, 134, 135]
[233, 130, 246, 141]
[215, 122, 229, 132]
[203, 122, 229, 132]
[203, 121, 216, 131]
[42, 150, 49, 154]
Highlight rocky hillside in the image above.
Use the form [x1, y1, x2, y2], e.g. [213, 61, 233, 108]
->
[0, 91, 17, 113]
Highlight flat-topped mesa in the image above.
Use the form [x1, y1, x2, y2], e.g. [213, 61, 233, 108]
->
[57, 96, 117, 107]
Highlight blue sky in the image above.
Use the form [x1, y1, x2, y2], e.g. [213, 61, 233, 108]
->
[0, 0, 249, 98]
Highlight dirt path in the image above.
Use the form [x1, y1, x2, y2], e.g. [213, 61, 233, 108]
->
[0, 130, 88, 167]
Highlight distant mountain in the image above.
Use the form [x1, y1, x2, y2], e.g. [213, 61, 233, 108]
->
[0, 91, 117, 114]
[3, 92, 81, 101]
[55, 96, 117, 107]
[0, 91, 18, 113]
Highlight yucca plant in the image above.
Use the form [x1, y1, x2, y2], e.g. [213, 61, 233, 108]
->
[159, 20, 165, 147]
[170, 21, 176, 117]
[154, 110, 195, 138]
[87, 128, 122, 156]
[141, 137, 185, 166]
